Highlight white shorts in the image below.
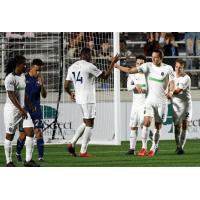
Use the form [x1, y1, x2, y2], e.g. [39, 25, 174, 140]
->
[144, 101, 168, 123]
[79, 103, 96, 119]
[172, 101, 192, 125]
[4, 104, 34, 134]
[129, 104, 144, 127]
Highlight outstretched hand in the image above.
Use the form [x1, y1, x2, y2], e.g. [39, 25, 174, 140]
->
[111, 53, 120, 65]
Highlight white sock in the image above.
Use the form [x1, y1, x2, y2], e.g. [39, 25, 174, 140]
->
[25, 136, 34, 162]
[71, 123, 86, 145]
[174, 126, 180, 147]
[130, 130, 138, 149]
[80, 126, 92, 154]
[141, 126, 149, 149]
[180, 129, 187, 149]
[150, 129, 160, 151]
[4, 139, 12, 164]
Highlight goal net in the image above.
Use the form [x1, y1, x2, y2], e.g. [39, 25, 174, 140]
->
[0, 32, 121, 145]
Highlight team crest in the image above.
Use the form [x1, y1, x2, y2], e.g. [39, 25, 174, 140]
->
[161, 72, 164, 76]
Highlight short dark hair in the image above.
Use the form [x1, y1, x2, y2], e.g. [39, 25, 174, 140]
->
[175, 58, 186, 66]
[120, 39, 126, 46]
[31, 59, 44, 66]
[136, 55, 146, 62]
[152, 49, 164, 59]
[4, 55, 26, 77]
[80, 48, 91, 56]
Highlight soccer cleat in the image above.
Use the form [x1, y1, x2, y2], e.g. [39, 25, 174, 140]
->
[148, 148, 158, 157]
[125, 149, 135, 155]
[79, 152, 94, 157]
[137, 148, 147, 156]
[176, 147, 184, 155]
[24, 160, 40, 167]
[175, 147, 179, 153]
[67, 143, 77, 157]
[6, 162, 16, 167]
[38, 157, 44, 162]
[16, 153, 23, 162]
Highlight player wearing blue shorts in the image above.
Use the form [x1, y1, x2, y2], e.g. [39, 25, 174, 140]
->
[16, 59, 47, 162]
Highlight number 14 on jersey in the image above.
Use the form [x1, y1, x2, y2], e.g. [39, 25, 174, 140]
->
[72, 71, 83, 83]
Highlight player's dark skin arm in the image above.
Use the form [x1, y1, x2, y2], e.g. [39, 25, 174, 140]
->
[98, 54, 119, 80]
[7, 91, 27, 119]
[64, 80, 75, 102]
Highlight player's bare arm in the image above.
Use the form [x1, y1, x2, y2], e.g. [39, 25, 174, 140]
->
[134, 84, 145, 94]
[165, 80, 175, 99]
[64, 80, 76, 102]
[173, 87, 183, 95]
[7, 91, 27, 119]
[99, 54, 119, 79]
[38, 74, 47, 98]
[114, 63, 139, 74]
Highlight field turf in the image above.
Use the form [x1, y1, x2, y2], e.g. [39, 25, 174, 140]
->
[0, 139, 200, 167]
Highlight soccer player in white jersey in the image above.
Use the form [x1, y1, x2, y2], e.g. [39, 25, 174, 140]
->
[126, 55, 147, 155]
[65, 48, 118, 157]
[172, 58, 192, 154]
[4, 55, 40, 167]
[115, 49, 175, 157]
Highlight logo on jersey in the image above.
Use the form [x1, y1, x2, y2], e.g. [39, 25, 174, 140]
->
[161, 72, 164, 76]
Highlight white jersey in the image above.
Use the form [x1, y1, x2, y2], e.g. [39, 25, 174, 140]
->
[127, 73, 146, 106]
[4, 73, 26, 108]
[137, 62, 175, 104]
[66, 60, 102, 104]
[172, 73, 192, 104]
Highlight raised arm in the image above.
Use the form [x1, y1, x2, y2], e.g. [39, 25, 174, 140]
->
[38, 75, 47, 98]
[98, 54, 120, 80]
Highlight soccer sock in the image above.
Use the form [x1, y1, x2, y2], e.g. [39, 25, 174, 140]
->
[25, 136, 34, 162]
[71, 123, 86, 145]
[174, 126, 180, 147]
[150, 129, 160, 151]
[141, 126, 149, 149]
[37, 138, 44, 158]
[130, 130, 138, 149]
[80, 126, 92, 154]
[4, 139, 12, 164]
[180, 129, 187, 149]
[16, 138, 25, 155]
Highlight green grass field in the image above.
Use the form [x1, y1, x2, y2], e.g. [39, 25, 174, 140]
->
[0, 139, 200, 167]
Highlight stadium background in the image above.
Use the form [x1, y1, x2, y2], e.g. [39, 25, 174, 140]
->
[0, 32, 200, 145]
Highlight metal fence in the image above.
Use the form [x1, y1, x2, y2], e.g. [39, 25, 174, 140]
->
[0, 32, 200, 99]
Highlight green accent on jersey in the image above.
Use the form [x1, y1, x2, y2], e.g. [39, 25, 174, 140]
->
[163, 103, 173, 133]
[16, 87, 25, 91]
[149, 77, 164, 83]
[139, 84, 146, 88]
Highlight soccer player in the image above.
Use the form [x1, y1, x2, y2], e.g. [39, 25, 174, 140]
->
[16, 59, 47, 162]
[65, 47, 118, 157]
[126, 55, 147, 155]
[115, 49, 175, 157]
[4, 55, 40, 167]
[172, 58, 192, 154]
